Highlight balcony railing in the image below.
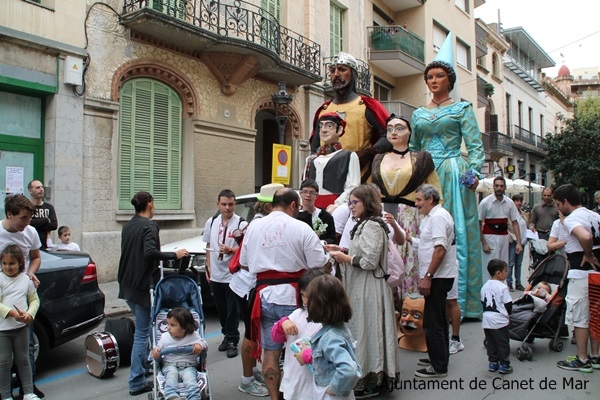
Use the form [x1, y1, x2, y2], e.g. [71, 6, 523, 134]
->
[380, 100, 417, 121]
[536, 135, 547, 151]
[513, 125, 536, 146]
[489, 131, 512, 153]
[323, 56, 372, 94]
[367, 26, 425, 63]
[121, 0, 321, 77]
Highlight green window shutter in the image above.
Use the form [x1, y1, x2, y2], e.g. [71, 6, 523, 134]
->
[261, 0, 280, 20]
[330, 3, 343, 56]
[119, 79, 182, 210]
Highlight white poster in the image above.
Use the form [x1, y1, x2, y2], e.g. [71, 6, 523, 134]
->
[6, 166, 24, 195]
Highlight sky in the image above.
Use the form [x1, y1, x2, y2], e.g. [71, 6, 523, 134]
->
[475, 0, 600, 77]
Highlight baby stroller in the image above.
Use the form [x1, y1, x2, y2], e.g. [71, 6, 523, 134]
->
[508, 253, 570, 361]
[148, 273, 211, 399]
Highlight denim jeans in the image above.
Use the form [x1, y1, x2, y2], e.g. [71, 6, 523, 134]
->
[0, 326, 33, 399]
[163, 365, 199, 400]
[508, 241, 523, 286]
[126, 300, 151, 391]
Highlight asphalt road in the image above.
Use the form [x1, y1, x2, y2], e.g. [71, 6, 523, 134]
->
[23, 252, 600, 400]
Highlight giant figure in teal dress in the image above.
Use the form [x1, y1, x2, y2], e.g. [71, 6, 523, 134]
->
[411, 102, 485, 318]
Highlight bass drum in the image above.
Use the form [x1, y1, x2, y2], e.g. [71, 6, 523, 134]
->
[84, 332, 120, 378]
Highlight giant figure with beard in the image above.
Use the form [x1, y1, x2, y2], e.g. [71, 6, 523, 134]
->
[310, 52, 390, 188]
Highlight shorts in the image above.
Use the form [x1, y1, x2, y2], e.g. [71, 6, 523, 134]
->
[447, 276, 458, 300]
[565, 277, 589, 328]
[260, 300, 296, 351]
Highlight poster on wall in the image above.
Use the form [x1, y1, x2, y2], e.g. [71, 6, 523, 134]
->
[6, 166, 24, 195]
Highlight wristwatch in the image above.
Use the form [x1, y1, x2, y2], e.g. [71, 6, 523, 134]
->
[425, 272, 434, 278]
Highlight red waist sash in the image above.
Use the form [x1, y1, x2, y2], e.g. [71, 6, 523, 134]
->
[483, 218, 509, 235]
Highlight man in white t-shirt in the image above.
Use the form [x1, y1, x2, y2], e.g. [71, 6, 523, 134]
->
[412, 184, 457, 379]
[479, 176, 522, 282]
[0, 194, 44, 398]
[203, 189, 248, 359]
[553, 184, 600, 373]
[240, 188, 328, 399]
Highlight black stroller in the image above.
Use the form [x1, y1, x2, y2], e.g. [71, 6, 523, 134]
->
[508, 253, 570, 361]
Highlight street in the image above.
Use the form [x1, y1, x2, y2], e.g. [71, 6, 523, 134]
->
[29, 252, 600, 400]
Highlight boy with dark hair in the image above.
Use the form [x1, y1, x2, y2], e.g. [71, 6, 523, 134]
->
[296, 179, 336, 244]
[481, 259, 513, 374]
[203, 189, 247, 358]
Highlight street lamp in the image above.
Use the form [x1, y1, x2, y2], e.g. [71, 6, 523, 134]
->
[271, 81, 293, 144]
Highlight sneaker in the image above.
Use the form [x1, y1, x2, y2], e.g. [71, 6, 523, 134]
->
[353, 388, 380, 399]
[557, 356, 593, 373]
[129, 381, 153, 396]
[238, 380, 268, 397]
[418, 358, 432, 366]
[516, 284, 525, 291]
[588, 355, 600, 370]
[498, 364, 513, 374]
[507, 284, 514, 292]
[415, 365, 448, 378]
[218, 339, 229, 352]
[449, 339, 465, 354]
[19, 386, 45, 400]
[227, 342, 238, 358]
[253, 370, 266, 384]
[488, 361, 499, 372]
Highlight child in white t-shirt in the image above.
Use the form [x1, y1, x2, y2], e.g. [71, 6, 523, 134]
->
[54, 226, 80, 251]
[481, 259, 513, 375]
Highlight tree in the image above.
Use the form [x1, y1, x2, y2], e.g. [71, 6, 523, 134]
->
[543, 97, 600, 192]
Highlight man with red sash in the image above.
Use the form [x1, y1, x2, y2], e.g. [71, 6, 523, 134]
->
[240, 188, 329, 400]
[310, 52, 390, 183]
[479, 176, 522, 281]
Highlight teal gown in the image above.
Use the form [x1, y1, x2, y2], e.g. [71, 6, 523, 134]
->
[410, 101, 485, 318]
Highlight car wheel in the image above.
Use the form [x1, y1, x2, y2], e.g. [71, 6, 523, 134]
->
[33, 320, 50, 362]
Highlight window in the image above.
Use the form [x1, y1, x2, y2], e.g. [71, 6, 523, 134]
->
[261, 0, 280, 19]
[540, 114, 544, 136]
[456, 39, 471, 71]
[505, 93, 511, 134]
[528, 107, 533, 132]
[517, 100, 523, 128]
[455, 0, 469, 14]
[374, 78, 392, 101]
[119, 79, 183, 210]
[330, 3, 343, 56]
[433, 22, 448, 51]
[492, 53, 499, 76]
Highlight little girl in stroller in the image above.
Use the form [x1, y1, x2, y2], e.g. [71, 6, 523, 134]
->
[508, 253, 569, 361]
[149, 273, 211, 399]
[152, 307, 207, 400]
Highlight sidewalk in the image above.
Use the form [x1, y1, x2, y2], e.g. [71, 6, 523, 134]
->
[99, 280, 130, 317]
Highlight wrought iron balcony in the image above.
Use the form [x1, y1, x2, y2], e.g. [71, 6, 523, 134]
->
[482, 131, 513, 161]
[367, 26, 425, 78]
[477, 75, 489, 108]
[121, 0, 321, 87]
[475, 23, 488, 59]
[322, 56, 372, 95]
[512, 125, 547, 156]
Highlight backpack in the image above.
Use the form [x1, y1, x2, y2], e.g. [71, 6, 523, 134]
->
[383, 235, 405, 288]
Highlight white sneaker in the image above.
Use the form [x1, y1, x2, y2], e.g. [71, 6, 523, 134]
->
[23, 394, 41, 400]
[449, 339, 464, 354]
[253, 370, 265, 384]
[239, 379, 269, 397]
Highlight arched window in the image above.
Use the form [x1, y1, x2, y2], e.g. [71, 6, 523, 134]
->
[492, 53, 499, 76]
[118, 78, 182, 210]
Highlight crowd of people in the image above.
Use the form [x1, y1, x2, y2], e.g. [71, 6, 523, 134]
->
[111, 37, 600, 400]
[3, 32, 598, 400]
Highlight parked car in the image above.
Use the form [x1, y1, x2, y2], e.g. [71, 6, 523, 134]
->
[34, 250, 105, 361]
[160, 193, 259, 307]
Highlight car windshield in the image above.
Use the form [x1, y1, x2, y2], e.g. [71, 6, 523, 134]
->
[235, 198, 257, 223]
